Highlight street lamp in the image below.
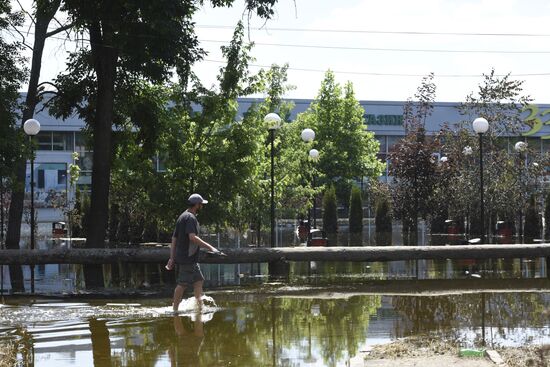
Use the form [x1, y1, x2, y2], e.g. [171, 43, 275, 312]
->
[24, 118, 40, 293]
[514, 141, 528, 241]
[473, 117, 489, 243]
[301, 128, 317, 228]
[265, 113, 282, 248]
[309, 149, 320, 228]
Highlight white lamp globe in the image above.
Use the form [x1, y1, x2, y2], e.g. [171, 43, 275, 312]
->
[264, 113, 282, 130]
[472, 117, 489, 134]
[301, 128, 315, 143]
[514, 141, 527, 152]
[23, 119, 41, 136]
[309, 148, 320, 161]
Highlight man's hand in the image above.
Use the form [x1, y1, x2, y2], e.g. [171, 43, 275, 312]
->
[165, 258, 175, 270]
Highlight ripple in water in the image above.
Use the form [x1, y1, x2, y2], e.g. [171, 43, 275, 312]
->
[0, 295, 219, 328]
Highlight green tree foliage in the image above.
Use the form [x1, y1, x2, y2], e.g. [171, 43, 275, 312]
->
[105, 25, 315, 244]
[53, 1, 278, 286]
[348, 186, 363, 233]
[375, 193, 392, 246]
[295, 71, 384, 202]
[0, 1, 26, 178]
[322, 185, 338, 233]
[0, 0, 28, 292]
[441, 70, 547, 240]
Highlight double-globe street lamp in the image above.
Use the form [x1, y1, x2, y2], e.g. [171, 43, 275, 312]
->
[265, 113, 282, 248]
[300, 129, 320, 227]
[472, 117, 489, 243]
[24, 118, 40, 293]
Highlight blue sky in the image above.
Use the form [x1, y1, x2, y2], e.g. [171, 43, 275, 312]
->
[11, 0, 550, 102]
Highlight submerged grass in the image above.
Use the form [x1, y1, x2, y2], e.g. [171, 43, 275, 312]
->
[0, 342, 16, 367]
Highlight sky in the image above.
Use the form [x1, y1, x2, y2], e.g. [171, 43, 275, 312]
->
[10, 0, 550, 102]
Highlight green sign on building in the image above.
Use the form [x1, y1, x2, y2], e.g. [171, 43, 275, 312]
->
[365, 114, 403, 126]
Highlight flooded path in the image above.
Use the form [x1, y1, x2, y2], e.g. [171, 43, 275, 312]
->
[1, 286, 549, 366]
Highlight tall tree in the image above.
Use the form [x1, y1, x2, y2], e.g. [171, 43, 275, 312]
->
[3, 0, 69, 291]
[390, 74, 439, 245]
[295, 71, 384, 202]
[53, 3, 277, 286]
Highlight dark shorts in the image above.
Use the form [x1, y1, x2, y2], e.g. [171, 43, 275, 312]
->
[176, 263, 204, 286]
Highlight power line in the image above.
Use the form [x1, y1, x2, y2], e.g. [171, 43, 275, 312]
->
[10, 26, 550, 54]
[200, 39, 550, 54]
[8, 26, 550, 78]
[197, 24, 550, 38]
[202, 58, 550, 78]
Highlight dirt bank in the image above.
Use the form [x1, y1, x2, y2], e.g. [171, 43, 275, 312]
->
[361, 336, 549, 367]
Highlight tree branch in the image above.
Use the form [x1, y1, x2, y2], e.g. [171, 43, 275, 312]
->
[37, 81, 60, 90]
[15, 0, 35, 26]
[6, 25, 33, 50]
[45, 22, 74, 38]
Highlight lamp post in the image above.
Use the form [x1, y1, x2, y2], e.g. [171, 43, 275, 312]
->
[265, 113, 282, 248]
[24, 118, 40, 293]
[473, 117, 489, 243]
[309, 149, 320, 228]
[514, 141, 527, 241]
[301, 128, 316, 226]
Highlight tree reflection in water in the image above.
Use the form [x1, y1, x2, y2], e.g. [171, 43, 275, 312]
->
[3, 292, 547, 366]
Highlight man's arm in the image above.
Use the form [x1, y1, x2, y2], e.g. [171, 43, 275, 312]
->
[166, 236, 177, 270]
[189, 233, 219, 253]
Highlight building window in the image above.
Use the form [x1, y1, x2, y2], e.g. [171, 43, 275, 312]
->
[52, 132, 74, 151]
[37, 131, 53, 151]
[36, 131, 75, 151]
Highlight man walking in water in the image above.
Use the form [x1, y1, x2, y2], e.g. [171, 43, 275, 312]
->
[166, 193, 221, 312]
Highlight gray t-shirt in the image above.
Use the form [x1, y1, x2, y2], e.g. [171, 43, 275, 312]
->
[172, 210, 200, 264]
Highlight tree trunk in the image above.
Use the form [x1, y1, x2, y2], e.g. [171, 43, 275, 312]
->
[2, 244, 550, 264]
[83, 20, 118, 288]
[4, 8, 55, 292]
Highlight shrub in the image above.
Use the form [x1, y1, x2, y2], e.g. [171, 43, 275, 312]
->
[349, 186, 363, 233]
[323, 185, 338, 233]
[375, 196, 392, 246]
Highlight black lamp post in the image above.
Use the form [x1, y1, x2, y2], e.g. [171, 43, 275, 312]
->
[514, 141, 528, 241]
[309, 149, 320, 228]
[301, 128, 318, 228]
[265, 113, 282, 248]
[24, 118, 40, 293]
[473, 117, 489, 244]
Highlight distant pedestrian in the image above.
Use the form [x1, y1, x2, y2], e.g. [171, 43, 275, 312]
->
[166, 194, 221, 312]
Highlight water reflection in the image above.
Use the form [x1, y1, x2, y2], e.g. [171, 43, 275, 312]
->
[1, 291, 549, 366]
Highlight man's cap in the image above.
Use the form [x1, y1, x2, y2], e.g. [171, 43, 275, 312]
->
[188, 193, 208, 205]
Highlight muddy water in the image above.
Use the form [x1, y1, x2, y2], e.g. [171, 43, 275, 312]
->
[1, 290, 549, 366]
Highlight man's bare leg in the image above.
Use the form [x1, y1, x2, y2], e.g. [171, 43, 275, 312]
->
[173, 284, 185, 312]
[193, 280, 204, 309]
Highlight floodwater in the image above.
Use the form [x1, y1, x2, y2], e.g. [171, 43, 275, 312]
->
[1, 289, 549, 366]
[1, 259, 550, 366]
